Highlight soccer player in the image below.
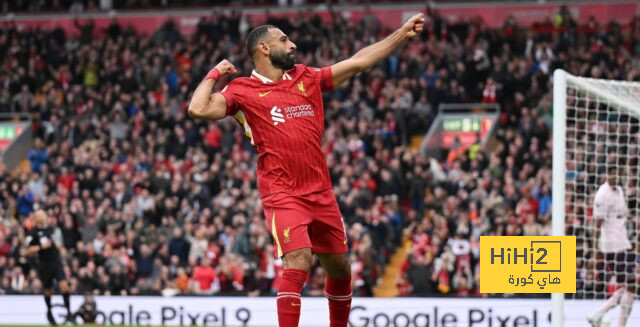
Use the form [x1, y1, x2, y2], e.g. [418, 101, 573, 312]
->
[587, 166, 635, 327]
[25, 210, 73, 325]
[188, 14, 424, 327]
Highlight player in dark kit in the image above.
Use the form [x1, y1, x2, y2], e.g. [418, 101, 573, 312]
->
[25, 210, 73, 325]
[188, 13, 424, 327]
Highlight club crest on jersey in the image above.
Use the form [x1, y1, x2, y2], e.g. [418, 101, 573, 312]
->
[297, 81, 307, 96]
[271, 106, 285, 125]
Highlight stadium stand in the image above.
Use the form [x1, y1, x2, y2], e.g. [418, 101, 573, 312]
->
[0, 4, 639, 300]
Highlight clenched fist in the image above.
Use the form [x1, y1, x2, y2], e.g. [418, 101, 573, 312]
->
[402, 13, 425, 38]
[206, 59, 238, 80]
[214, 59, 238, 76]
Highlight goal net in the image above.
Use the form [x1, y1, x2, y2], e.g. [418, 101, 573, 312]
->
[552, 69, 640, 326]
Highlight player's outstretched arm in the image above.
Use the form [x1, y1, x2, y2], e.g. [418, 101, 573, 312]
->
[188, 59, 238, 121]
[330, 13, 424, 87]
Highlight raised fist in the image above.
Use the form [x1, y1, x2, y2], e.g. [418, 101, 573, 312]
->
[402, 13, 425, 38]
[214, 59, 238, 76]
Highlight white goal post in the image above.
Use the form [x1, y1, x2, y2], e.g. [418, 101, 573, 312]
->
[552, 69, 640, 327]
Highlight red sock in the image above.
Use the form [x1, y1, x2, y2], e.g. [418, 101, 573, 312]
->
[325, 275, 352, 327]
[277, 269, 307, 327]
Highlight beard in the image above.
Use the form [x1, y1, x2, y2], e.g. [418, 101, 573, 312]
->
[270, 49, 296, 70]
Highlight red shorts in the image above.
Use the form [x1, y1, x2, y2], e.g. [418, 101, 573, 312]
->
[262, 189, 348, 258]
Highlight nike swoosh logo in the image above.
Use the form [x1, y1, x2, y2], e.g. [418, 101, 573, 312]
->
[291, 302, 301, 307]
[259, 90, 273, 97]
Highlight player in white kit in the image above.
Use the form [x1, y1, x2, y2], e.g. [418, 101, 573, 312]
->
[587, 166, 636, 327]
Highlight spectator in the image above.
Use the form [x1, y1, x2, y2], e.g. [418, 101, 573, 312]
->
[108, 264, 128, 295]
[135, 244, 156, 278]
[174, 267, 190, 294]
[10, 267, 25, 293]
[192, 257, 218, 295]
[188, 227, 208, 265]
[16, 185, 34, 217]
[11, 85, 35, 112]
[27, 139, 47, 173]
[168, 227, 190, 265]
[405, 250, 436, 295]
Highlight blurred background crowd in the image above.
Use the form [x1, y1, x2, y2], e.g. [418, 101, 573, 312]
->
[2, 0, 533, 15]
[0, 1, 639, 299]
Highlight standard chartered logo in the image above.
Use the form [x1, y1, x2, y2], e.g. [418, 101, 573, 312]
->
[271, 104, 315, 126]
[271, 106, 285, 125]
[284, 104, 314, 118]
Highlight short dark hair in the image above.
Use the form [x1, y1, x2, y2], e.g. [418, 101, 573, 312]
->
[246, 25, 276, 58]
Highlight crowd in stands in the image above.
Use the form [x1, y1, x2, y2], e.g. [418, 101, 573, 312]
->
[0, 4, 639, 299]
[2, 0, 434, 14]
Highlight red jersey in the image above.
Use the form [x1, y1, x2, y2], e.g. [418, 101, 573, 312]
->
[193, 265, 216, 291]
[220, 64, 334, 198]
